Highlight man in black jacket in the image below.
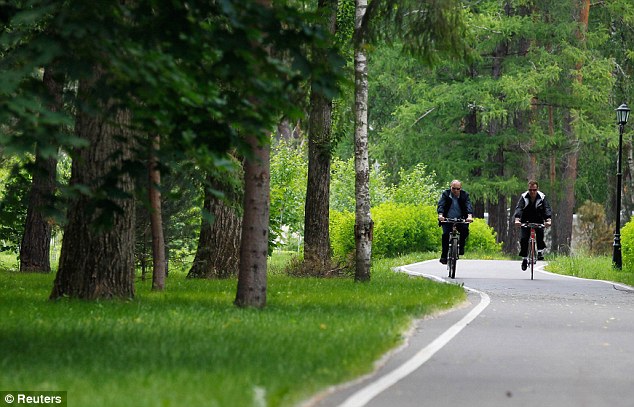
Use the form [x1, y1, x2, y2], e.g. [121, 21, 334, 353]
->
[437, 180, 474, 264]
[513, 180, 553, 270]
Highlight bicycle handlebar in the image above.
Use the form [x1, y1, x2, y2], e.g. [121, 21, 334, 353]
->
[521, 222, 545, 228]
[441, 218, 469, 224]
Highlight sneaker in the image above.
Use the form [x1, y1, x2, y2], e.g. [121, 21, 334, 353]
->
[440, 258, 447, 265]
[537, 253, 544, 261]
[521, 259, 528, 270]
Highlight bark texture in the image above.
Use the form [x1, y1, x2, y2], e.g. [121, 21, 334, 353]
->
[19, 66, 62, 273]
[148, 135, 166, 290]
[235, 136, 269, 308]
[353, 0, 372, 282]
[50, 66, 136, 300]
[302, 0, 337, 275]
[188, 174, 242, 279]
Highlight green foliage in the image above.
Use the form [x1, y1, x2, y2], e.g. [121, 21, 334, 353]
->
[134, 162, 205, 272]
[365, 0, 623, 214]
[464, 218, 502, 254]
[330, 203, 441, 259]
[0, 1, 345, 229]
[0, 163, 30, 252]
[389, 163, 439, 206]
[547, 254, 634, 287]
[330, 156, 391, 212]
[621, 220, 634, 272]
[270, 139, 308, 251]
[0, 257, 464, 407]
[371, 203, 441, 258]
[330, 202, 501, 260]
[330, 209, 356, 260]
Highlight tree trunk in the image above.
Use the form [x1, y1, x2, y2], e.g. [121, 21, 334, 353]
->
[551, 113, 577, 254]
[148, 135, 166, 291]
[50, 65, 136, 300]
[353, 0, 372, 282]
[235, 135, 270, 308]
[19, 66, 62, 273]
[234, 0, 272, 308]
[303, 0, 337, 275]
[188, 173, 242, 279]
[550, 0, 590, 255]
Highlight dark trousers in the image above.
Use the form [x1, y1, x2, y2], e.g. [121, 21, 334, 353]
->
[441, 223, 469, 258]
[519, 227, 546, 257]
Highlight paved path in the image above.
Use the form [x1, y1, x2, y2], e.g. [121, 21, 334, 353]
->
[306, 259, 634, 407]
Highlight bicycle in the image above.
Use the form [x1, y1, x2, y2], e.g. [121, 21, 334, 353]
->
[521, 222, 545, 280]
[442, 218, 468, 279]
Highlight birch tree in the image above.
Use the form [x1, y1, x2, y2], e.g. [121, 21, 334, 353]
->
[353, 0, 372, 282]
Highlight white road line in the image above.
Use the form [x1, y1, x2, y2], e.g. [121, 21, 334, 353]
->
[338, 265, 491, 407]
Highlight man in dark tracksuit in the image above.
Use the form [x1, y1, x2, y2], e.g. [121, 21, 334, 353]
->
[437, 180, 474, 264]
[513, 180, 553, 270]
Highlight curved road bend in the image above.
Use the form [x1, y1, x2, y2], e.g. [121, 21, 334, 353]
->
[305, 259, 634, 407]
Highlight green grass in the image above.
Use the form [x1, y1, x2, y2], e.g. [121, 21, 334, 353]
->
[545, 254, 634, 287]
[0, 253, 465, 407]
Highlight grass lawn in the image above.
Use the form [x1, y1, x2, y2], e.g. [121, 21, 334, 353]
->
[545, 254, 634, 287]
[0, 252, 465, 407]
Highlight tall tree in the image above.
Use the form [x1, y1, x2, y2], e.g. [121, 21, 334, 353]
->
[235, 0, 273, 308]
[303, 0, 338, 275]
[549, 0, 590, 254]
[50, 65, 136, 300]
[148, 135, 166, 291]
[235, 134, 270, 308]
[19, 66, 62, 273]
[353, 0, 372, 282]
[1, 0, 344, 302]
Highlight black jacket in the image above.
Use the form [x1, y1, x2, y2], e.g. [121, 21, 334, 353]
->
[513, 190, 552, 223]
[437, 189, 474, 219]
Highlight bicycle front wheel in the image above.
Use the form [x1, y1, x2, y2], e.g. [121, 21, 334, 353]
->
[448, 240, 458, 279]
[529, 239, 536, 280]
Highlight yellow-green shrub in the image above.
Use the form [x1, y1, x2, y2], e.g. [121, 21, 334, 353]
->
[330, 203, 440, 259]
[621, 220, 634, 272]
[465, 218, 502, 254]
[330, 203, 501, 259]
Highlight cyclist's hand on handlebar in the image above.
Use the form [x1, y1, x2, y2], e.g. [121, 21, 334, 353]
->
[514, 218, 521, 227]
[466, 215, 474, 223]
[438, 214, 445, 222]
[545, 219, 552, 228]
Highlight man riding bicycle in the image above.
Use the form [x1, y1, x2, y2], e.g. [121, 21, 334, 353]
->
[437, 180, 474, 265]
[513, 180, 552, 270]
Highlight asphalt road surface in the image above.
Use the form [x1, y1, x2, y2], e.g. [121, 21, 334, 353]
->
[305, 259, 634, 407]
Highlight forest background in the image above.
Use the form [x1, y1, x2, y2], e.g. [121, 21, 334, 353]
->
[1, 0, 634, 304]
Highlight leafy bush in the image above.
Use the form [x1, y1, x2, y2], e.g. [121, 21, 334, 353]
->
[372, 203, 440, 257]
[330, 210, 356, 260]
[270, 139, 307, 251]
[621, 220, 634, 272]
[330, 203, 501, 259]
[465, 218, 502, 254]
[330, 203, 440, 259]
[0, 164, 30, 253]
[389, 163, 439, 206]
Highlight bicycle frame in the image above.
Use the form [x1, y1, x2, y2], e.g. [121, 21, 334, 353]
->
[521, 223, 544, 280]
[442, 218, 467, 279]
